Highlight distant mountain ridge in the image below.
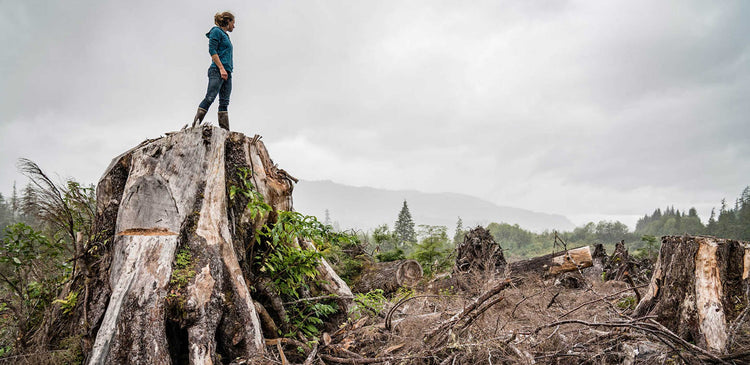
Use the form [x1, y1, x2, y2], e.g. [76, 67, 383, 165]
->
[292, 180, 576, 233]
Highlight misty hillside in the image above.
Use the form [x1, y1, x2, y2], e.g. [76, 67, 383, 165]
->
[293, 180, 576, 233]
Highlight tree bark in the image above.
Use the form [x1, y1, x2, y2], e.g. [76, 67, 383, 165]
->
[507, 246, 593, 277]
[64, 126, 353, 364]
[351, 259, 423, 294]
[453, 227, 506, 274]
[634, 235, 749, 354]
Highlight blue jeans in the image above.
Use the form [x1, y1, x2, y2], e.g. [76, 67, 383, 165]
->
[198, 67, 232, 112]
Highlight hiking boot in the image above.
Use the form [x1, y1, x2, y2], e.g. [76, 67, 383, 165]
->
[191, 108, 208, 128]
[218, 111, 230, 130]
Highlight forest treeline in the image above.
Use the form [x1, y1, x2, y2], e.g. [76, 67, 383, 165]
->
[347, 186, 750, 264]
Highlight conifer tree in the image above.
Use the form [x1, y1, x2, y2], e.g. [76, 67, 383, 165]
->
[394, 200, 416, 246]
[10, 182, 18, 217]
[453, 216, 465, 245]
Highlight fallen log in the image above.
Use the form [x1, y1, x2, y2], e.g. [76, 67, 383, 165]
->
[351, 259, 423, 294]
[634, 235, 750, 354]
[508, 246, 593, 277]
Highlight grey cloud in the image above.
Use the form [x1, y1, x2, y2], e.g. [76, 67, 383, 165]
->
[1, 0, 748, 224]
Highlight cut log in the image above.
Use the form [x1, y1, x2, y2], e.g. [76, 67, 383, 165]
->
[508, 246, 593, 277]
[351, 260, 423, 294]
[50, 126, 353, 364]
[634, 235, 750, 354]
[454, 227, 506, 274]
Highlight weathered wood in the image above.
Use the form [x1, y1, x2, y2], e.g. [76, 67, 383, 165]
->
[634, 235, 750, 354]
[508, 246, 593, 277]
[454, 227, 506, 274]
[351, 259, 423, 294]
[72, 126, 354, 364]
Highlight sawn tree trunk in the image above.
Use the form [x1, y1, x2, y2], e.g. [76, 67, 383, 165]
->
[351, 259, 423, 294]
[57, 127, 353, 364]
[634, 235, 750, 354]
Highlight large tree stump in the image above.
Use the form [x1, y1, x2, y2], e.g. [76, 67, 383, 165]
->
[634, 235, 750, 354]
[70, 126, 353, 364]
[351, 259, 423, 294]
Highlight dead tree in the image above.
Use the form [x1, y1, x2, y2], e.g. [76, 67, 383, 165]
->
[634, 235, 750, 354]
[351, 259, 423, 294]
[45, 127, 353, 364]
[453, 227, 506, 274]
[508, 246, 594, 277]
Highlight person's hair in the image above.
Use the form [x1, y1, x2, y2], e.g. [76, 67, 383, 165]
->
[214, 12, 235, 27]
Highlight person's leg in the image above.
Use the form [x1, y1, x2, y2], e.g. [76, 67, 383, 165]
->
[217, 72, 232, 130]
[194, 68, 224, 127]
[191, 108, 207, 127]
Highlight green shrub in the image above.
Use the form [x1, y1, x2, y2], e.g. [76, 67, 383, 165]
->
[376, 248, 405, 262]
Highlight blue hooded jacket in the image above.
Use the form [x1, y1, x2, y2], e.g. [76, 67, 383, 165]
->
[207, 26, 233, 73]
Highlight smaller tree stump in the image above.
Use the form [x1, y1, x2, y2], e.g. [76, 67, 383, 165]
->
[351, 260, 423, 294]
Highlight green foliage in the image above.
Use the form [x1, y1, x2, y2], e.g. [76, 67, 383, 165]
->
[0, 223, 67, 350]
[487, 220, 640, 261]
[410, 225, 453, 277]
[350, 289, 387, 320]
[288, 301, 338, 339]
[394, 287, 414, 302]
[371, 224, 399, 253]
[633, 235, 659, 260]
[616, 296, 637, 310]
[229, 168, 272, 221]
[376, 248, 405, 262]
[704, 186, 750, 241]
[256, 211, 347, 338]
[170, 249, 195, 289]
[453, 217, 465, 246]
[321, 234, 366, 285]
[635, 206, 705, 236]
[235, 174, 358, 340]
[487, 222, 532, 250]
[52, 290, 79, 315]
[394, 201, 416, 246]
[262, 237, 324, 299]
[0, 193, 14, 235]
[16, 159, 97, 256]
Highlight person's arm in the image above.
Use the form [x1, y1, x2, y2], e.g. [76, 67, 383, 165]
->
[208, 29, 228, 80]
[211, 54, 228, 80]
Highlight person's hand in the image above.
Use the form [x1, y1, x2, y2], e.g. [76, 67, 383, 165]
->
[220, 68, 228, 80]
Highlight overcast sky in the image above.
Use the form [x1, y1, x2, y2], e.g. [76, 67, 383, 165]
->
[1, 0, 748, 229]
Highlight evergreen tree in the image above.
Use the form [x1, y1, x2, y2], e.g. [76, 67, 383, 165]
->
[0, 193, 11, 233]
[688, 207, 698, 217]
[739, 186, 750, 240]
[324, 209, 331, 226]
[20, 183, 38, 221]
[10, 182, 18, 218]
[453, 216, 465, 245]
[394, 200, 416, 246]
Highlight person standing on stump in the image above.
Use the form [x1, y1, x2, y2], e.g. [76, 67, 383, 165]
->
[192, 12, 235, 130]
